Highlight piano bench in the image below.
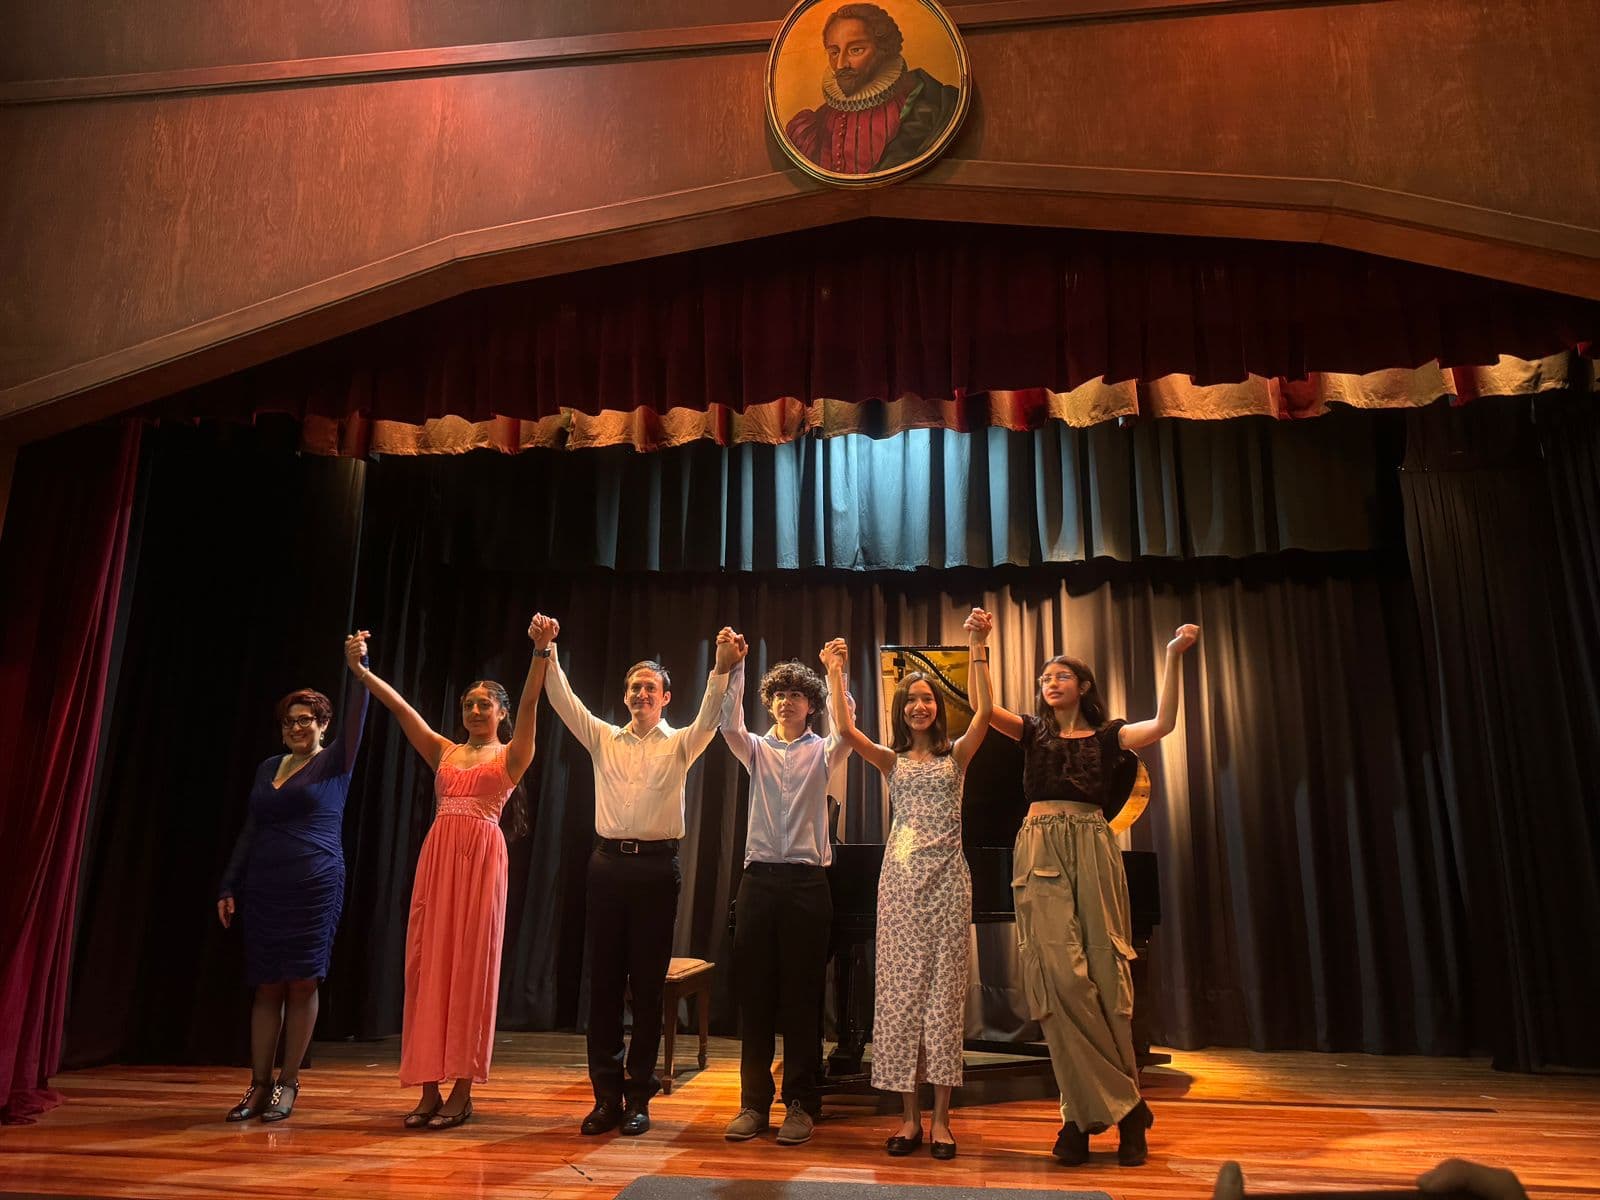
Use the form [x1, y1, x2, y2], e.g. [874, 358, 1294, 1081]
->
[661, 957, 715, 1093]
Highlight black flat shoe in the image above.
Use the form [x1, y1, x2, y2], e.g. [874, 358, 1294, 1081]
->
[1117, 1100, 1154, 1167]
[226, 1080, 272, 1122]
[885, 1128, 923, 1156]
[581, 1099, 624, 1135]
[404, 1096, 443, 1129]
[258, 1079, 299, 1123]
[1053, 1122, 1090, 1166]
[427, 1100, 473, 1130]
[930, 1139, 958, 1161]
[620, 1105, 651, 1136]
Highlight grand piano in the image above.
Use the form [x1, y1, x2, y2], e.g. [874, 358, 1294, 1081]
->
[823, 728, 1164, 1084]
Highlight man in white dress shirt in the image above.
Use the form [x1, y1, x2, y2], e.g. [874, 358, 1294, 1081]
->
[530, 614, 735, 1136]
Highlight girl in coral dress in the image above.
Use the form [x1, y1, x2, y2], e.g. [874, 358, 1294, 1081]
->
[352, 620, 548, 1129]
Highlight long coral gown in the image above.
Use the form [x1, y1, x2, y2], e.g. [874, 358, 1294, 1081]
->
[399, 744, 514, 1086]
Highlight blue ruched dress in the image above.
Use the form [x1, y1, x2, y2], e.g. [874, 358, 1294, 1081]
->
[219, 672, 368, 985]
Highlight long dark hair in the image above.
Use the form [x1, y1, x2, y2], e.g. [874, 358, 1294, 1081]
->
[888, 671, 952, 756]
[1034, 654, 1108, 731]
[459, 679, 529, 842]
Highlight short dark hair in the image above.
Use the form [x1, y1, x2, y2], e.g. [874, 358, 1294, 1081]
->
[624, 660, 672, 692]
[276, 688, 332, 726]
[759, 661, 828, 731]
[823, 3, 904, 58]
[888, 671, 952, 756]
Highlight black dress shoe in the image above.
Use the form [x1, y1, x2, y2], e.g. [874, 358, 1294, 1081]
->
[930, 1138, 958, 1160]
[1053, 1122, 1090, 1166]
[1117, 1100, 1154, 1167]
[885, 1128, 923, 1156]
[620, 1105, 651, 1136]
[581, 1099, 624, 1135]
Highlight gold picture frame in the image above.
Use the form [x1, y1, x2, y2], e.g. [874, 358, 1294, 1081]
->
[766, 0, 972, 187]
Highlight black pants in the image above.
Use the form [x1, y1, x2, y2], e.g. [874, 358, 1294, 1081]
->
[585, 845, 680, 1107]
[733, 863, 832, 1116]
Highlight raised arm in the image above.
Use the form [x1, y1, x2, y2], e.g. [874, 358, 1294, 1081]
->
[541, 631, 610, 753]
[505, 614, 556, 784]
[717, 632, 755, 769]
[1120, 623, 1200, 750]
[351, 635, 453, 770]
[952, 608, 995, 769]
[338, 631, 373, 772]
[678, 627, 739, 763]
[822, 638, 895, 776]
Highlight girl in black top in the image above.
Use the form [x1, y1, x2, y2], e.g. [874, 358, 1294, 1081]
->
[989, 623, 1198, 1168]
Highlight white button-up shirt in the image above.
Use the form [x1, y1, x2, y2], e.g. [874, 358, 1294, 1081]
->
[544, 646, 732, 841]
[719, 661, 851, 867]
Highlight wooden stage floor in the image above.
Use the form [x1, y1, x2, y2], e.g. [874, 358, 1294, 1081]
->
[4, 1034, 1597, 1200]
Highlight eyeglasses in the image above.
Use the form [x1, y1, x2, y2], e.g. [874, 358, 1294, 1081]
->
[1038, 672, 1078, 686]
[281, 715, 318, 730]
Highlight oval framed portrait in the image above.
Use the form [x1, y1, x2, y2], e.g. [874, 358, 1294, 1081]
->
[766, 0, 971, 187]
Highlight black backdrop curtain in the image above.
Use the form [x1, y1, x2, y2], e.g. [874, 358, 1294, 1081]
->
[1399, 398, 1600, 1071]
[66, 411, 1485, 1072]
[376, 408, 1392, 574]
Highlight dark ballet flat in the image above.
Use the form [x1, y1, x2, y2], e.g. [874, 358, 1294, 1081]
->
[427, 1100, 473, 1130]
[885, 1128, 923, 1156]
[930, 1138, 958, 1160]
[1117, 1100, 1154, 1167]
[404, 1098, 442, 1129]
[1053, 1122, 1090, 1165]
[225, 1079, 272, 1122]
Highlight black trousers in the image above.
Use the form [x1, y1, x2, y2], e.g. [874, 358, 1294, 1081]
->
[585, 845, 680, 1107]
[733, 863, 832, 1115]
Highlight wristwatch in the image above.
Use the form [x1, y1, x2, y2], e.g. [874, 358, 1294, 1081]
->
[532, 647, 553, 658]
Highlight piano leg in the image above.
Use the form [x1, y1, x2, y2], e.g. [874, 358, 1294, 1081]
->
[1129, 932, 1170, 1069]
[826, 941, 870, 1077]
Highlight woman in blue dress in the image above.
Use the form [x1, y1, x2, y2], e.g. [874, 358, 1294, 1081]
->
[216, 631, 370, 1122]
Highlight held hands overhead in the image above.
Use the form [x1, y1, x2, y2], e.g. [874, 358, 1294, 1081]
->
[344, 630, 370, 672]
[1168, 623, 1200, 655]
[528, 613, 560, 650]
[714, 627, 748, 673]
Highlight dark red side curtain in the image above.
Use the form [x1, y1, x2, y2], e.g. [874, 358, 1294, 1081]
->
[0, 421, 141, 1122]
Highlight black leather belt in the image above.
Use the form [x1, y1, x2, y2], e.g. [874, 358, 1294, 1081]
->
[596, 837, 679, 857]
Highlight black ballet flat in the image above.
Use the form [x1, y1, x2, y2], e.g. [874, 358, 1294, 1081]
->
[259, 1079, 298, 1123]
[427, 1100, 473, 1130]
[404, 1098, 442, 1130]
[930, 1138, 958, 1160]
[226, 1079, 272, 1122]
[885, 1128, 924, 1156]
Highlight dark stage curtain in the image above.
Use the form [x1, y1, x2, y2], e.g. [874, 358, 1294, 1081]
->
[63, 423, 365, 1067]
[67, 416, 1479, 1069]
[353, 408, 1393, 573]
[1399, 401, 1600, 1071]
[0, 422, 140, 1121]
[158, 222, 1598, 439]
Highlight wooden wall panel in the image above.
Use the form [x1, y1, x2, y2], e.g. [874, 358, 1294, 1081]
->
[0, 1, 786, 82]
[1, 0, 1597, 441]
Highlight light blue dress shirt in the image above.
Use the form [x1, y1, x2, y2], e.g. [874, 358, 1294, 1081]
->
[720, 661, 852, 867]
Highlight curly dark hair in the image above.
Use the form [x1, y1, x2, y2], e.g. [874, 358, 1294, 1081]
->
[276, 688, 332, 727]
[1033, 655, 1108, 729]
[823, 3, 904, 58]
[759, 661, 828, 731]
[888, 671, 952, 756]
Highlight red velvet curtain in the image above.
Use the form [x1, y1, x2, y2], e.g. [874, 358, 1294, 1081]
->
[0, 421, 141, 1122]
[155, 222, 1597, 448]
